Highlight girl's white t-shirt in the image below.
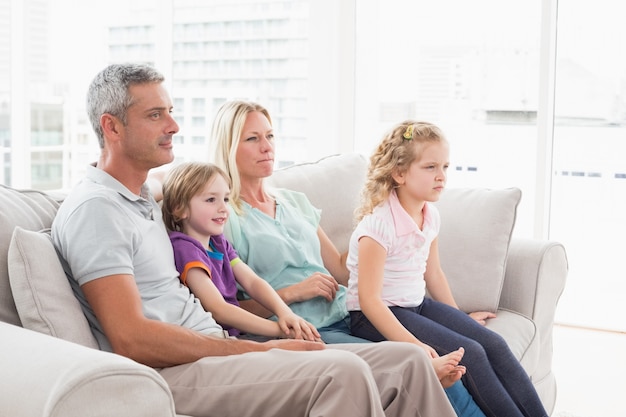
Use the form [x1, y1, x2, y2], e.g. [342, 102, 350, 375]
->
[345, 190, 440, 311]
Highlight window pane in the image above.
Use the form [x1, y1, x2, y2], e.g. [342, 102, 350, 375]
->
[551, 0, 626, 332]
[354, 0, 542, 237]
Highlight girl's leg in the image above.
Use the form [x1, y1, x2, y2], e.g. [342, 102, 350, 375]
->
[417, 298, 549, 417]
[350, 310, 493, 417]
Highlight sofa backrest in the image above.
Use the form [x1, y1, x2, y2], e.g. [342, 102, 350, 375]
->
[0, 185, 62, 325]
[268, 153, 367, 254]
[268, 153, 521, 314]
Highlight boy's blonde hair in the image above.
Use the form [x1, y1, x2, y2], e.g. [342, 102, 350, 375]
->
[162, 161, 231, 232]
[355, 120, 447, 221]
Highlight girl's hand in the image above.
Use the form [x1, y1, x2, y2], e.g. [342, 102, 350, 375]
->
[469, 311, 496, 326]
[277, 313, 323, 342]
[417, 341, 440, 359]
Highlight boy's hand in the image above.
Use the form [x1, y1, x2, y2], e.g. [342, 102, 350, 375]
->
[277, 313, 323, 342]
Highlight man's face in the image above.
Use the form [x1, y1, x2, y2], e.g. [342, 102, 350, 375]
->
[118, 82, 178, 170]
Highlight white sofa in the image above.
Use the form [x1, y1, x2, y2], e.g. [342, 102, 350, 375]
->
[0, 153, 568, 416]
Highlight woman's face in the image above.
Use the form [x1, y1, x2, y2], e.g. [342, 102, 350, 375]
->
[235, 110, 275, 181]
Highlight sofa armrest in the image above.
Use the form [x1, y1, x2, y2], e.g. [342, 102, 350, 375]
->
[500, 238, 568, 322]
[0, 322, 177, 417]
[499, 238, 568, 383]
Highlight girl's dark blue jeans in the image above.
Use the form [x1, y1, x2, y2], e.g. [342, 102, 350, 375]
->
[350, 298, 548, 417]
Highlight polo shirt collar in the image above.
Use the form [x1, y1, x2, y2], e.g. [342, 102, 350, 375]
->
[85, 163, 151, 202]
[389, 189, 431, 237]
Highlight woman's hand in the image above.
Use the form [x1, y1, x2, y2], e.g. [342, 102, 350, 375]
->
[469, 311, 496, 326]
[284, 272, 339, 303]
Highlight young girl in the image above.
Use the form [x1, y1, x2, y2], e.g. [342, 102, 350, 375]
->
[162, 161, 320, 341]
[346, 121, 549, 417]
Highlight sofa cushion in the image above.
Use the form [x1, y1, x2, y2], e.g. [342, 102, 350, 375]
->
[0, 185, 62, 325]
[8, 227, 98, 348]
[434, 187, 521, 313]
[268, 153, 367, 253]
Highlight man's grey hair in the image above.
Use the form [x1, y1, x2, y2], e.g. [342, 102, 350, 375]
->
[86, 63, 165, 148]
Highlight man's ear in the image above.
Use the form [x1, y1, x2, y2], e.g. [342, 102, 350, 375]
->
[101, 113, 122, 139]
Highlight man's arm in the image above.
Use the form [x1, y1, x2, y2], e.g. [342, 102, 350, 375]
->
[82, 274, 323, 368]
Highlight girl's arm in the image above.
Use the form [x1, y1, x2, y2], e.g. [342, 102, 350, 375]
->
[423, 237, 458, 308]
[317, 226, 349, 286]
[232, 261, 321, 341]
[186, 268, 284, 338]
[424, 237, 496, 324]
[357, 236, 437, 357]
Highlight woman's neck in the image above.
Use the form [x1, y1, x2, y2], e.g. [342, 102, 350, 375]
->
[239, 179, 269, 204]
[239, 180, 275, 217]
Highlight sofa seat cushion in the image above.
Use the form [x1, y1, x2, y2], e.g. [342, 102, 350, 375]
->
[487, 309, 539, 376]
[434, 187, 521, 313]
[8, 227, 98, 348]
[0, 185, 62, 325]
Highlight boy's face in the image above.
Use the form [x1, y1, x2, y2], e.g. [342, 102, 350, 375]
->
[181, 174, 231, 244]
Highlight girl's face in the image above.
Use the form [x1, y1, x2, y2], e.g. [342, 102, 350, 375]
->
[235, 111, 275, 181]
[394, 141, 450, 205]
[180, 174, 230, 244]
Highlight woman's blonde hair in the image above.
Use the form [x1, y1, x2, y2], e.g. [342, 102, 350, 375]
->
[209, 100, 272, 215]
[162, 161, 231, 232]
[355, 120, 447, 221]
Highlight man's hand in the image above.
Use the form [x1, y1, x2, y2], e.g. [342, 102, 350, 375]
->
[263, 338, 325, 352]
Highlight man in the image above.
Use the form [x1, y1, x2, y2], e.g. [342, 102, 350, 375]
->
[52, 63, 458, 417]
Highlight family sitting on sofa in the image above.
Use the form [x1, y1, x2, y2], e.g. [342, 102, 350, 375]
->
[50, 62, 548, 417]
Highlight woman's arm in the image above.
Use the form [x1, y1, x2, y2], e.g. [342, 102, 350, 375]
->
[357, 236, 436, 357]
[239, 270, 339, 318]
[318, 226, 350, 286]
[232, 262, 320, 341]
[186, 268, 284, 338]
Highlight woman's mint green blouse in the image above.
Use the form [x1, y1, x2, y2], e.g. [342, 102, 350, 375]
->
[224, 188, 348, 329]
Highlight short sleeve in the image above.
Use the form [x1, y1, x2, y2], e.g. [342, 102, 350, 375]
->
[353, 212, 394, 253]
[170, 236, 212, 285]
[57, 197, 140, 286]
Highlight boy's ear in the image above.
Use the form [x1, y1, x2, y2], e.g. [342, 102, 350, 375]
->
[174, 205, 189, 221]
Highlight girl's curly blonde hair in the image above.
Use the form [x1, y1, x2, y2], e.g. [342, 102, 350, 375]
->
[355, 120, 447, 222]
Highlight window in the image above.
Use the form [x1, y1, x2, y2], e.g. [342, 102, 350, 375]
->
[5, 0, 624, 335]
[550, 0, 626, 332]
